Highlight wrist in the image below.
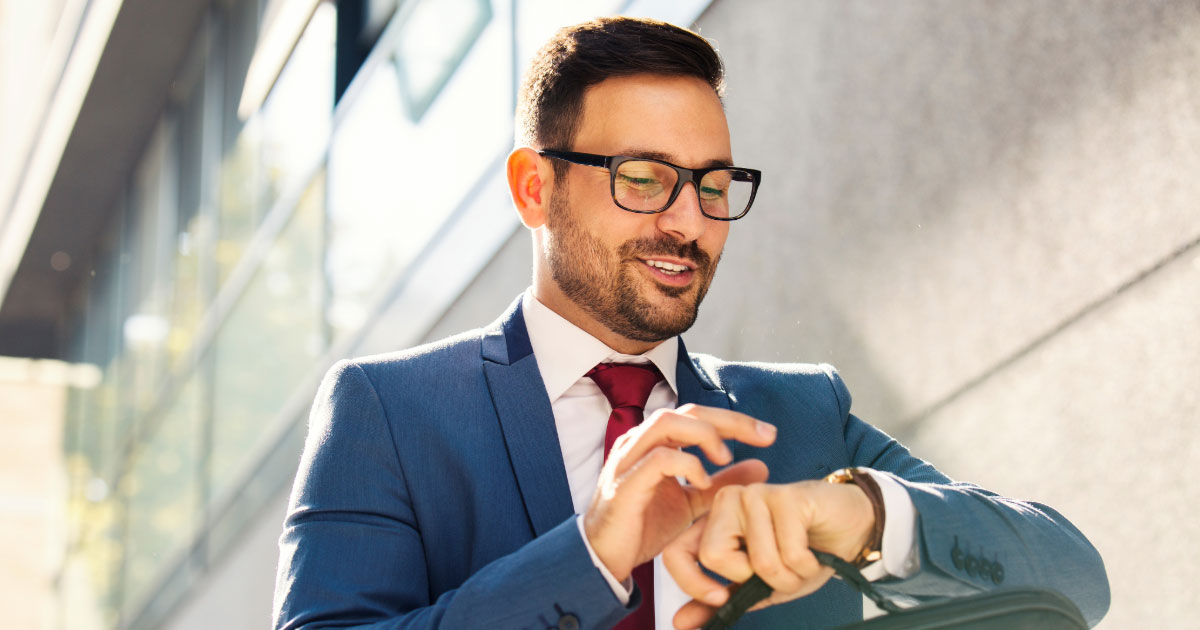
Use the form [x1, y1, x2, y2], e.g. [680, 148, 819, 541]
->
[576, 515, 634, 604]
[582, 511, 631, 582]
[825, 467, 885, 568]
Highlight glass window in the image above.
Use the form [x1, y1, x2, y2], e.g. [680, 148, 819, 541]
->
[122, 126, 175, 419]
[209, 172, 326, 502]
[168, 68, 213, 369]
[259, 2, 335, 206]
[216, 0, 266, 288]
[73, 255, 122, 481]
[216, 2, 333, 288]
[391, 0, 492, 122]
[60, 494, 123, 630]
[325, 1, 507, 339]
[121, 377, 202, 617]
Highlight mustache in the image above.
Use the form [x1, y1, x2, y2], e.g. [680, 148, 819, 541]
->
[619, 237, 712, 271]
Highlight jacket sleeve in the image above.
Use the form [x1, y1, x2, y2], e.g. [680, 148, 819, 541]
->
[272, 360, 633, 630]
[824, 366, 1111, 627]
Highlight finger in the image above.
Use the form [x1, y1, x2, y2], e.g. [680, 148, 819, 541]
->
[612, 413, 731, 476]
[673, 403, 778, 447]
[771, 491, 822, 580]
[618, 446, 713, 497]
[697, 486, 754, 583]
[685, 459, 769, 518]
[663, 517, 729, 606]
[673, 598, 720, 630]
[741, 487, 804, 593]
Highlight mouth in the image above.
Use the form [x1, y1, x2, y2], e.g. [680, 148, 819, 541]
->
[638, 257, 697, 287]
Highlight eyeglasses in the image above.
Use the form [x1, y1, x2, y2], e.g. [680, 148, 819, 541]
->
[538, 150, 761, 220]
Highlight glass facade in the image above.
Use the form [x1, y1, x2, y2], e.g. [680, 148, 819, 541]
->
[52, 1, 706, 627]
[60, 2, 338, 627]
[210, 172, 325, 504]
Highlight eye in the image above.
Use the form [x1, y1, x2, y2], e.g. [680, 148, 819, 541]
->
[618, 173, 661, 188]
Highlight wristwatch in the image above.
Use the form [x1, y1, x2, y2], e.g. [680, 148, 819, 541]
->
[824, 467, 885, 568]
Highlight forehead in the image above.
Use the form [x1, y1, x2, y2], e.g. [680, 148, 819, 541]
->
[573, 74, 732, 166]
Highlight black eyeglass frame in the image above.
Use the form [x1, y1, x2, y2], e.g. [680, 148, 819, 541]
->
[538, 149, 762, 221]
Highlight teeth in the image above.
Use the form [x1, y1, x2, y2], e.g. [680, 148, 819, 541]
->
[646, 259, 689, 273]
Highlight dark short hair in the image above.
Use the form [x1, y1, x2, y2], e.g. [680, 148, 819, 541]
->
[516, 16, 724, 162]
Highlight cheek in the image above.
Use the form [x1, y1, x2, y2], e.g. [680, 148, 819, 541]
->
[701, 224, 730, 260]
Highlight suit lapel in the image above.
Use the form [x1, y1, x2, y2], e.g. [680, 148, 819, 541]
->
[481, 297, 575, 537]
[675, 339, 736, 473]
[674, 338, 731, 410]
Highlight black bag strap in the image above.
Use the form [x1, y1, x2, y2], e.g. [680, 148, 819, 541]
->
[809, 549, 905, 614]
[701, 548, 904, 630]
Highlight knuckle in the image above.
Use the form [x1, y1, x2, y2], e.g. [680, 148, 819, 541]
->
[649, 446, 676, 465]
[742, 482, 768, 502]
[781, 547, 811, 571]
[749, 550, 780, 574]
[714, 485, 740, 504]
[697, 546, 726, 571]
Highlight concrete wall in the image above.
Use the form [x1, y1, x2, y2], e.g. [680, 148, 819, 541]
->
[0, 364, 68, 630]
[160, 494, 287, 630]
[685, 2, 1198, 626]
[186, 1, 1198, 627]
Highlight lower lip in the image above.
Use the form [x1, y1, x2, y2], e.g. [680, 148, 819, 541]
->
[640, 260, 695, 287]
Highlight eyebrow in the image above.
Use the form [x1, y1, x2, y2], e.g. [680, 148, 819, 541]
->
[620, 148, 734, 169]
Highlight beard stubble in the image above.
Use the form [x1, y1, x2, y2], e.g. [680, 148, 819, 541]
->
[544, 187, 719, 343]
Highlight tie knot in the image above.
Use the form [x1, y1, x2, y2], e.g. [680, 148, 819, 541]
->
[586, 362, 663, 411]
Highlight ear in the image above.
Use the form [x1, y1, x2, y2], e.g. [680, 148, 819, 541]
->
[507, 147, 551, 229]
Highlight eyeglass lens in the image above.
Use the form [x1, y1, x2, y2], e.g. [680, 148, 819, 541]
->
[614, 160, 754, 218]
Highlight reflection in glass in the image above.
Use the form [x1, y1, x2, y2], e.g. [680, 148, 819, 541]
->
[60, 494, 123, 630]
[210, 173, 326, 501]
[391, 0, 491, 121]
[216, 4, 334, 288]
[326, 3, 508, 340]
[121, 378, 202, 615]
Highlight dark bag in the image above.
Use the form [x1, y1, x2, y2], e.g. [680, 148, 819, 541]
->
[701, 549, 1088, 630]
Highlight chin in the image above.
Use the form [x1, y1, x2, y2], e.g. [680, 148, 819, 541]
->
[616, 289, 703, 341]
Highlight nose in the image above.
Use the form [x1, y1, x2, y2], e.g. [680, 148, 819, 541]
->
[655, 182, 707, 242]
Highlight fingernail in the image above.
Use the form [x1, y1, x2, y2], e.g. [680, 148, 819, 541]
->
[706, 589, 728, 605]
[757, 421, 777, 439]
[720, 442, 732, 461]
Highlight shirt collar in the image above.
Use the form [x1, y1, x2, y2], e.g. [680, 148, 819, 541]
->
[521, 289, 679, 403]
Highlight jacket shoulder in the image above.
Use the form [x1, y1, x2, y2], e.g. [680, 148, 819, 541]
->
[687, 353, 853, 418]
[351, 328, 483, 369]
[318, 328, 486, 396]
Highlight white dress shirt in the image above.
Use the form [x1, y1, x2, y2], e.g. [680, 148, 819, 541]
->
[519, 290, 918, 625]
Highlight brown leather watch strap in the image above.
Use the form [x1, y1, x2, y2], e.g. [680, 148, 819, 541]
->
[825, 467, 885, 568]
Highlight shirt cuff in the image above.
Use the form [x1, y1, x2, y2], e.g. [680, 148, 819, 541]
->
[576, 514, 633, 605]
[858, 469, 920, 581]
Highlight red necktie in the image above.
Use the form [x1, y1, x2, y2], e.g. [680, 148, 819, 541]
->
[586, 362, 663, 630]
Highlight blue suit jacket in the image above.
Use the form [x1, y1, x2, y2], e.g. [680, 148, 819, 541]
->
[274, 297, 1109, 629]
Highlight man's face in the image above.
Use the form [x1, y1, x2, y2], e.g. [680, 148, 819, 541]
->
[542, 74, 733, 343]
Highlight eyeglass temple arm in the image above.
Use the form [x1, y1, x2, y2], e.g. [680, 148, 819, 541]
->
[537, 149, 607, 168]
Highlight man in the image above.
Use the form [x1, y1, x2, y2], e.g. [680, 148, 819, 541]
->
[273, 17, 1109, 630]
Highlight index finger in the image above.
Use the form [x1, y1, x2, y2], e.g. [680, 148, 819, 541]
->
[672, 403, 777, 448]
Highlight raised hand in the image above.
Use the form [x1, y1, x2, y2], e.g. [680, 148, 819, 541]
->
[582, 404, 778, 582]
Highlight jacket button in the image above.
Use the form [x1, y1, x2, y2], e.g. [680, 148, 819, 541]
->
[965, 553, 978, 577]
[950, 536, 965, 569]
[558, 613, 580, 630]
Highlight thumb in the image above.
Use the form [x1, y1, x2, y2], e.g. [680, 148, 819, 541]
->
[688, 458, 768, 517]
